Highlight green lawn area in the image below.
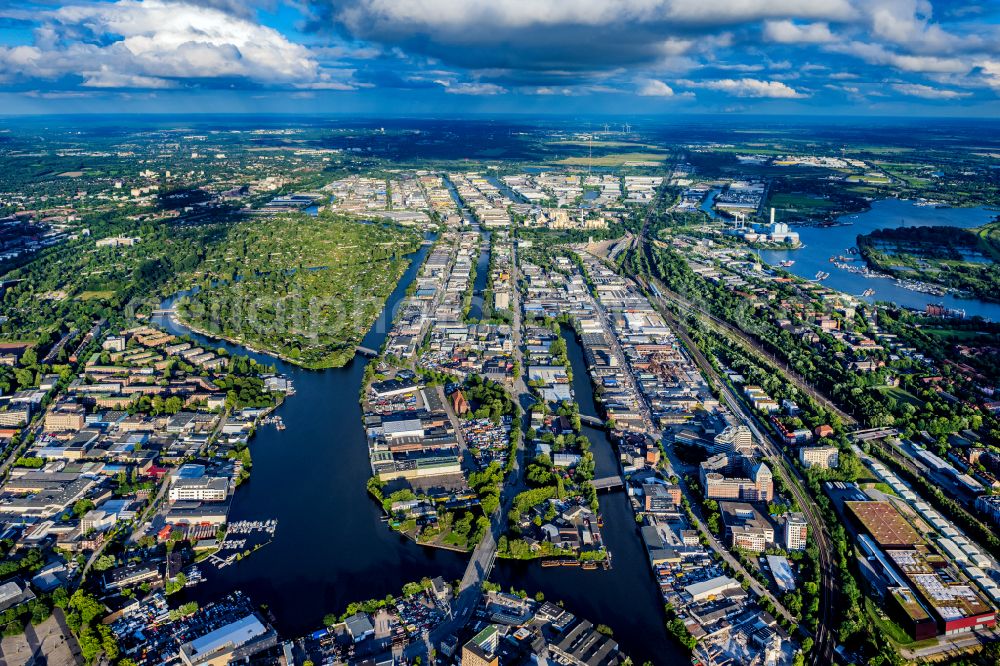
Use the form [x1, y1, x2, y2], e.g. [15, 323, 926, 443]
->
[976, 221, 1000, 261]
[551, 152, 667, 166]
[846, 174, 890, 183]
[547, 140, 661, 150]
[877, 386, 922, 408]
[768, 192, 839, 212]
[856, 146, 915, 154]
[77, 290, 115, 301]
[869, 482, 898, 497]
[922, 327, 989, 342]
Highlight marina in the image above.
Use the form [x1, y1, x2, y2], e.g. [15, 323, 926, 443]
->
[761, 198, 1000, 319]
[204, 520, 280, 571]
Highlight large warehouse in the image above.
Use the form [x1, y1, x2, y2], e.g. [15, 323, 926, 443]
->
[846, 501, 922, 549]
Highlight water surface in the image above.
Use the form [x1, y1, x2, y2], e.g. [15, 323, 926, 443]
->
[760, 199, 1000, 319]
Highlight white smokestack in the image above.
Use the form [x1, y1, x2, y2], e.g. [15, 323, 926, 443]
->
[770, 207, 775, 225]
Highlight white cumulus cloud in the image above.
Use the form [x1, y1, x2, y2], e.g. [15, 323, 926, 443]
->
[435, 80, 506, 95]
[763, 20, 835, 44]
[0, 0, 326, 89]
[637, 79, 676, 96]
[683, 77, 807, 98]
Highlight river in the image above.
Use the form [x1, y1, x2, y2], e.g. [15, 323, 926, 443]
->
[154, 248, 681, 663]
[759, 199, 1000, 320]
[491, 326, 682, 666]
[154, 238, 468, 637]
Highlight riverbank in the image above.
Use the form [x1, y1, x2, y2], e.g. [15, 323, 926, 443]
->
[761, 198, 1000, 320]
[856, 223, 1000, 304]
[159, 238, 470, 639]
[493, 311, 681, 666]
[165, 310, 292, 365]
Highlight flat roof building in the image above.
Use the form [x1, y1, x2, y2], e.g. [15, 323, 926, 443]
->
[685, 575, 741, 602]
[462, 625, 500, 666]
[549, 618, 620, 666]
[720, 502, 774, 552]
[179, 614, 273, 666]
[785, 513, 809, 551]
[846, 501, 921, 549]
[169, 477, 229, 503]
[799, 446, 840, 469]
[345, 612, 375, 643]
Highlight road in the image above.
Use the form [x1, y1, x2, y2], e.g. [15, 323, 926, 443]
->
[431, 226, 533, 643]
[667, 450, 799, 626]
[642, 278, 840, 665]
[629, 189, 840, 665]
[898, 626, 1000, 661]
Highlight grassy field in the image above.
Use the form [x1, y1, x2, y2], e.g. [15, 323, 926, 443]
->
[922, 327, 989, 341]
[976, 220, 1000, 260]
[877, 386, 923, 408]
[768, 192, 840, 212]
[76, 290, 115, 301]
[551, 152, 667, 166]
[869, 482, 898, 497]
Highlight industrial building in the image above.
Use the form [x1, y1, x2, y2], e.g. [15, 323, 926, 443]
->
[846, 501, 922, 549]
[847, 500, 996, 639]
[179, 614, 277, 666]
[720, 502, 774, 552]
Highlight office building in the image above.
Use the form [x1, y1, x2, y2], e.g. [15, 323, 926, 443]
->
[720, 502, 774, 552]
[462, 625, 500, 666]
[44, 402, 86, 432]
[785, 513, 808, 551]
[643, 483, 681, 513]
[701, 453, 773, 502]
[169, 477, 229, 502]
[714, 425, 753, 454]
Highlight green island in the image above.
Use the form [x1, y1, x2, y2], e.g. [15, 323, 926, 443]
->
[176, 213, 421, 368]
[857, 221, 1000, 302]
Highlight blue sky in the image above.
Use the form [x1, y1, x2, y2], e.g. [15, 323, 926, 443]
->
[2, 0, 1000, 115]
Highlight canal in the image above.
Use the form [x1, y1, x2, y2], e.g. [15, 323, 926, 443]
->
[155, 245, 681, 663]
[445, 173, 493, 322]
[491, 326, 682, 666]
[468, 229, 492, 321]
[760, 198, 1000, 320]
[155, 238, 469, 638]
